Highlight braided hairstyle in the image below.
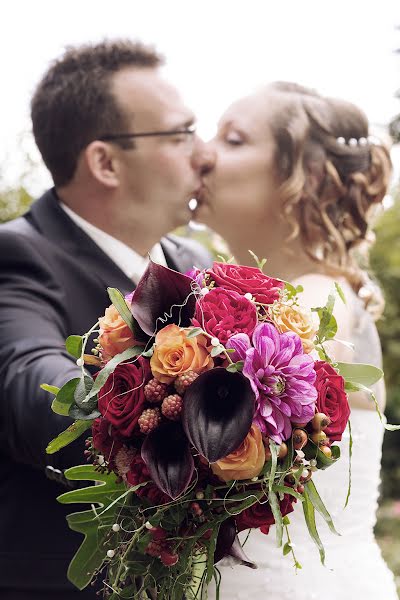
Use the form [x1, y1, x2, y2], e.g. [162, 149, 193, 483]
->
[264, 82, 392, 317]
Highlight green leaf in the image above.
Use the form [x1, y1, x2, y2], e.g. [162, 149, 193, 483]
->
[268, 440, 278, 492]
[344, 419, 353, 508]
[334, 281, 346, 304]
[305, 479, 340, 535]
[83, 345, 144, 403]
[66, 335, 83, 359]
[57, 467, 127, 590]
[50, 378, 80, 416]
[211, 345, 224, 358]
[46, 420, 92, 454]
[40, 383, 60, 395]
[108, 287, 135, 331]
[186, 327, 204, 338]
[268, 489, 283, 547]
[206, 526, 220, 584]
[303, 441, 340, 470]
[336, 362, 383, 386]
[302, 486, 325, 565]
[226, 361, 244, 373]
[68, 405, 101, 421]
[141, 346, 154, 358]
[74, 375, 94, 408]
[272, 484, 304, 502]
[283, 542, 292, 556]
[314, 290, 337, 342]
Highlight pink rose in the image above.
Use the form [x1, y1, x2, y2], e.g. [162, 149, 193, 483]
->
[98, 358, 151, 437]
[206, 262, 284, 305]
[192, 288, 258, 345]
[314, 361, 350, 442]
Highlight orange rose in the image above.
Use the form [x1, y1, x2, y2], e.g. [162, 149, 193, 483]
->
[211, 424, 265, 482]
[98, 304, 136, 361]
[150, 324, 213, 384]
[271, 303, 318, 353]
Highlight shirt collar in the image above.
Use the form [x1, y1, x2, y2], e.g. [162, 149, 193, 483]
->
[59, 202, 167, 283]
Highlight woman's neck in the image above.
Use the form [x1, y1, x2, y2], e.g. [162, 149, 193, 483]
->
[228, 232, 321, 282]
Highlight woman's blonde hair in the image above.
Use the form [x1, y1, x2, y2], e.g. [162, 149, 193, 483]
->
[265, 82, 392, 318]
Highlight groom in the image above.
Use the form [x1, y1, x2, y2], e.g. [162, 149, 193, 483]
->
[0, 40, 212, 599]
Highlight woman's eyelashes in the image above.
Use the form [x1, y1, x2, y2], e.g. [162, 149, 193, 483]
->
[223, 130, 244, 146]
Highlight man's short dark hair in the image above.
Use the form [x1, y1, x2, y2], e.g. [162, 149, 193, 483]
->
[31, 40, 164, 186]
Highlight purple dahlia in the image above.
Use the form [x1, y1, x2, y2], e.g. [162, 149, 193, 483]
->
[227, 323, 317, 444]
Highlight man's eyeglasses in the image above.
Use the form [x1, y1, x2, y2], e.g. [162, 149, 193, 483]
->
[98, 125, 196, 142]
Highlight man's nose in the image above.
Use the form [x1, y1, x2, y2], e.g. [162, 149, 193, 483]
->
[191, 137, 215, 175]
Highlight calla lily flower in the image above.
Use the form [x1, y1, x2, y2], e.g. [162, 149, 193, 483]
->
[141, 422, 194, 500]
[182, 368, 255, 463]
[214, 518, 257, 568]
[130, 260, 197, 337]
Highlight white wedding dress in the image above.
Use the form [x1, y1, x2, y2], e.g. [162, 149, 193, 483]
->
[208, 288, 398, 600]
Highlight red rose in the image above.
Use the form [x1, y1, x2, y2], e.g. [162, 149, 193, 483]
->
[314, 361, 350, 442]
[126, 454, 170, 505]
[206, 262, 284, 305]
[235, 493, 296, 534]
[98, 358, 151, 438]
[192, 288, 257, 345]
[92, 417, 123, 469]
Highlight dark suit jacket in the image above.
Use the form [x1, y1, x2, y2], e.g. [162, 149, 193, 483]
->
[0, 189, 212, 594]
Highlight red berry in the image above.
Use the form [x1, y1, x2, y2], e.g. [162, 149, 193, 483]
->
[144, 378, 169, 403]
[138, 408, 161, 434]
[145, 540, 163, 557]
[160, 550, 179, 566]
[150, 526, 168, 541]
[174, 371, 199, 395]
[161, 394, 183, 421]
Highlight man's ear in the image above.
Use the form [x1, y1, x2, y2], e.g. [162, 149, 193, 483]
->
[84, 141, 119, 188]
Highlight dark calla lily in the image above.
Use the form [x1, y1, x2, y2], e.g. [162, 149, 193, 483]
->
[130, 260, 197, 337]
[141, 422, 194, 500]
[182, 368, 255, 463]
[214, 518, 257, 568]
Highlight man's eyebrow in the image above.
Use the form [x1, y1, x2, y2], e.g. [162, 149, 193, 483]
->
[174, 117, 196, 130]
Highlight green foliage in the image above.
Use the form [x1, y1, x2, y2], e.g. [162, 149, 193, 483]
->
[370, 188, 400, 497]
[0, 186, 33, 223]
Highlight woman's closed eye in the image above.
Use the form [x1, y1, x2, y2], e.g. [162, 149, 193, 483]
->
[224, 130, 244, 146]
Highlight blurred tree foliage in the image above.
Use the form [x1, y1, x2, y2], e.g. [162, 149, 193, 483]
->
[0, 186, 33, 222]
[370, 186, 400, 498]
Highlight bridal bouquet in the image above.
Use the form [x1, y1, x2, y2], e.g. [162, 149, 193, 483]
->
[45, 259, 385, 599]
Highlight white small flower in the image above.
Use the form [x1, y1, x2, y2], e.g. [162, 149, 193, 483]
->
[107, 549, 115, 558]
[302, 469, 309, 479]
[97, 455, 105, 466]
[244, 293, 253, 301]
[76, 357, 84, 367]
[295, 449, 305, 459]
[309, 459, 317, 467]
[287, 542, 296, 549]
[112, 523, 120, 532]
[200, 287, 209, 296]
[211, 337, 220, 347]
[145, 521, 153, 529]
[251, 476, 259, 482]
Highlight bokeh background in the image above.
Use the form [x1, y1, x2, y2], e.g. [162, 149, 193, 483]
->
[1, 0, 400, 592]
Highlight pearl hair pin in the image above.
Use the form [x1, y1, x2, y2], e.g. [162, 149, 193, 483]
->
[336, 135, 380, 146]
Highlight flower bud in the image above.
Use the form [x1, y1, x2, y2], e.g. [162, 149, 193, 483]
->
[292, 428, 308, 450]
[311, 412, 331, 432]
[310, 430, 327, 444]
[319, 445, 332, 459]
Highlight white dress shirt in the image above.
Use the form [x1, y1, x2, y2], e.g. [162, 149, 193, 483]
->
[60, 202, 167, 284]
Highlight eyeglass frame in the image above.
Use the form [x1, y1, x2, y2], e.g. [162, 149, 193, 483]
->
[97, 124, 196, 143]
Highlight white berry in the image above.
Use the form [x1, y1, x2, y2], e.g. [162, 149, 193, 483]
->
[211, 337, 220, 347]
[244, 293, 253, 301]
[107, 549, 115, 558]
[200, 287, 209, 296]
[76, 357, 84, 367]
[112, 523, 120, 532]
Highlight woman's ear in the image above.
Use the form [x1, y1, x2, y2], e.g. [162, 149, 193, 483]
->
[84, 141, 119, 188]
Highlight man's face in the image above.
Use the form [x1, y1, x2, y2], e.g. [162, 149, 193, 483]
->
[110, 67, 206, 233]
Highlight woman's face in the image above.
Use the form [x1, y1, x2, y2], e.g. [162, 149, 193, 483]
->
[195, 91, 282, 238]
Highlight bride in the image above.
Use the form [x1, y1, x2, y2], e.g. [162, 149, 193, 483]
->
[195, 82, 398, 599]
